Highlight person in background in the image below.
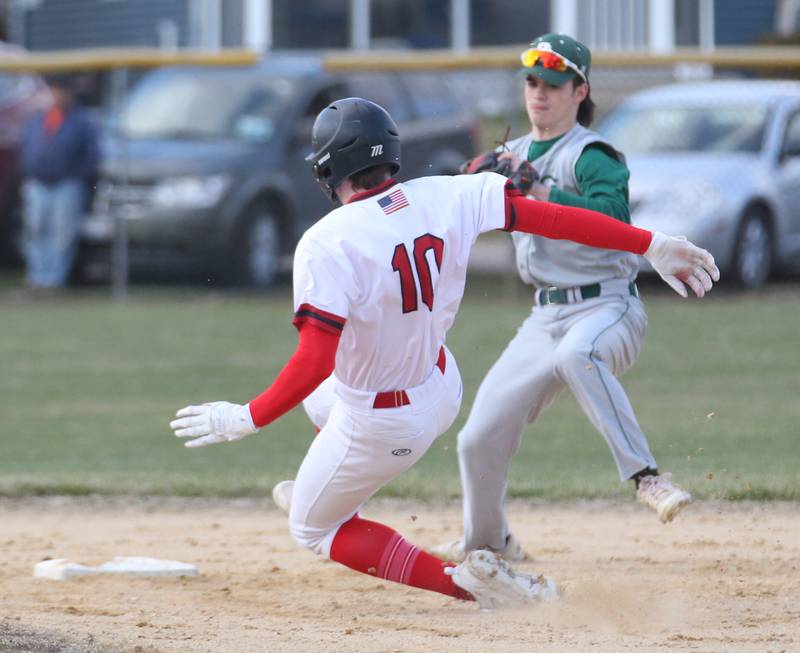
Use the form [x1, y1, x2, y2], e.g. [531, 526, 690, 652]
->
[20, 73, 98, 289]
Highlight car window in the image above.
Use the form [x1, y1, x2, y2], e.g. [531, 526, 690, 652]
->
[400, 72, 458, 119]
[290, 85, 348, 149]
[600, 104, 767, 154]
[781, 111, 800, 157]
[343, 73, 411, 123]
[117, 70, 298, 142]
[303, 84, 348, 118]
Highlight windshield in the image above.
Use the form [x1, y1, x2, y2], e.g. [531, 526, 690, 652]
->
[599, 104, 768, 154]
[117, 70, 296, 141]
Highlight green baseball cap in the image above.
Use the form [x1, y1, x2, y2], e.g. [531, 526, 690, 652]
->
[519, 33, 591, 87]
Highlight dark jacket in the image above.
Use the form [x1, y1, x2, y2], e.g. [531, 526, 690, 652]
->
[21, 105, 99, 184]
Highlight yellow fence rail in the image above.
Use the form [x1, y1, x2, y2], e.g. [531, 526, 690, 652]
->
[0, 45, 799, 73]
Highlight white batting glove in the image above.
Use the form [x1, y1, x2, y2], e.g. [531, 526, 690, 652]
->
[169, 401, 257, 448]
[643, 231, 720, 298]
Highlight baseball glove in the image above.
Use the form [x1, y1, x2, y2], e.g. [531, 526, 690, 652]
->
[460, 150, 539, 195]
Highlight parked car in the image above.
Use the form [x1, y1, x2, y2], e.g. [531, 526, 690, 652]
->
[0, 43, 48, 265]
[597, 80, 800, 288]
[79, 54, 479, 287]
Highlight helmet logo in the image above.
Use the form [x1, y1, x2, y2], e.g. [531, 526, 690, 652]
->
[318, 152, 331, 165]
[370, 144, 384, 157]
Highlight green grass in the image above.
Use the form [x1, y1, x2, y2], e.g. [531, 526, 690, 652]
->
[1, 274, 799, 500]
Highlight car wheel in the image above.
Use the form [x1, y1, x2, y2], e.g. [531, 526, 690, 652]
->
[229, 206, 281, 288]
[0, 199, 23, 268]
[732, 210, 772, 289]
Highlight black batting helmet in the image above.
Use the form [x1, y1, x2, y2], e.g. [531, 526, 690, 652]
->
[306, 97, 401, 201]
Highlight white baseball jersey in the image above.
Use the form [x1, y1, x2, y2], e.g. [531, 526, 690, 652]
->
[292, 173, 508, 392]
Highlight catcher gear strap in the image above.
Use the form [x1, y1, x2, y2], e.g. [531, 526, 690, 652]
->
[503, 184, 652, 254]
[306, 97, 401, 201]
[248, 322, 339, 428]
[460, 151, 538, 195]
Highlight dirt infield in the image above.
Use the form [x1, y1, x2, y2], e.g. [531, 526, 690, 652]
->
[1, 498, 797, 653]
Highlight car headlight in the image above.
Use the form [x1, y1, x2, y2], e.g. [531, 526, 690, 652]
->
[633, 181, 722, 226]
[151, 174, 231, 209]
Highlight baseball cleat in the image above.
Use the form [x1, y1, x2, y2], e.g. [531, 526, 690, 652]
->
[271, 480, 294, 515]
[445, 550, 557, 611]
[636, 473, 692, 523]
[430, 532, 529, 563]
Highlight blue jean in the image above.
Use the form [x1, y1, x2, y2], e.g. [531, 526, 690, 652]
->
[22, 178, 87, 288]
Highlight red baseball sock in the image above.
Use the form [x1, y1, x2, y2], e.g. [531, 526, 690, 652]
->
[329, 515, 473, 602]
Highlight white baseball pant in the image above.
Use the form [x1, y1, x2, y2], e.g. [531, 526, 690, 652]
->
[290, 347, 463, 556]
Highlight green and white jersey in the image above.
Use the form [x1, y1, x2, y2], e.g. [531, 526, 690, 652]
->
[506, 123, 639, 288]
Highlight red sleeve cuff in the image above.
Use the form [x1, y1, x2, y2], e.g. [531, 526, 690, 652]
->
[502, 180, 520, 231]
[293, 303, 346, 335]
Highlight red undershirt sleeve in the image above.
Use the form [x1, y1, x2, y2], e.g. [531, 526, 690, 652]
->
[247, 322, 340, 428]
[503, 183, 652, 254]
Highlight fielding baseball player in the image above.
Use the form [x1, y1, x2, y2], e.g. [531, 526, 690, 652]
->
[169, 97, 718, 610]
[433, 34, 699, 564]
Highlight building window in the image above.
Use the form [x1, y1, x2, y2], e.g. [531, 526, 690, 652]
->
[272, 0, 349, 49]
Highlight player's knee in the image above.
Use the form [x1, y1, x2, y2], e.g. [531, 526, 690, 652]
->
[552, 345, 594, 380]
[456, 421, 489, 459]
[288, 517, 330, 555]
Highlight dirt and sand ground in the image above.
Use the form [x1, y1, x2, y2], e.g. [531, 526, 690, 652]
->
[1, 498, 797, 653]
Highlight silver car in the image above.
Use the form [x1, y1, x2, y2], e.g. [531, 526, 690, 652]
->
[598, 80, 800, 288]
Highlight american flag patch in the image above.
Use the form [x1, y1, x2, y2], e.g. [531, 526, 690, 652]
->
[377, 188, 409, 215]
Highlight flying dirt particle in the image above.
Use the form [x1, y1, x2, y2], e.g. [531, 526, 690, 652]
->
[410, 515, 418, 522]
[367, 567, 376, 574]
[706, 473, 715, 480]
[706, 412, 715, 419]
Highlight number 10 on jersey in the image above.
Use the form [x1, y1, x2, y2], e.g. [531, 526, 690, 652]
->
[391, 234, 444, 313]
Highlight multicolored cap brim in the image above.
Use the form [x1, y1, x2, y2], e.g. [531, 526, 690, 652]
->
[517, 66, 576, 87]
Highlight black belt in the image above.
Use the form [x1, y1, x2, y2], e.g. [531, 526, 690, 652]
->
[536, 282, 638, 306]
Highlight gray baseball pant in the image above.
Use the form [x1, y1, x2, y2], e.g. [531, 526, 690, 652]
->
[458, 283, 657, 551]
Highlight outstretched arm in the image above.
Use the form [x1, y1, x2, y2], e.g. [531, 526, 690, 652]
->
[504, 185, 720, 297]
[504, 184, 651, 252]
[169, 323, 339, 447]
